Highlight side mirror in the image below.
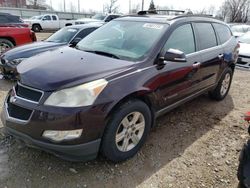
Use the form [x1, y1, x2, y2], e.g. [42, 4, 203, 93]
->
[160, 48, 187, 63]
[69, 37, 82, 47]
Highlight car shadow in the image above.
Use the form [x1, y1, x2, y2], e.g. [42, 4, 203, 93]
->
[0, 94, 235, 188]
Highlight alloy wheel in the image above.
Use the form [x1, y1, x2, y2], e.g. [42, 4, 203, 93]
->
[115, 112, 145, 152]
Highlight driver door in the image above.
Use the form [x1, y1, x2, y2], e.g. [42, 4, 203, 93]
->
[156, 23, 202, 108]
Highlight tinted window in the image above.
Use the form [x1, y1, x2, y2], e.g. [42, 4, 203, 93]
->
[43, 15, 51, 21]
[213, 23, 232, 44]
[45, 28, 79, 43]
[0, 16, 9, 23]
[74, 27, 97, 39]
[194, 23, 217, 50]
[164, 24, 195, 54]
[52, 16, 57, 20]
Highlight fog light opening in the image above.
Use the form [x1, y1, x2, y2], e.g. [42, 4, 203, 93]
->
[42, 129, 83, 142]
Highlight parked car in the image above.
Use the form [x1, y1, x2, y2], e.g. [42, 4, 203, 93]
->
[237, 111, 250, 188]
[0, 27, 36, 54]
[24, 14, 75, 32]
[230, 24, 250, 37]
[237, 32, 250, 70]
[75, 13, 121, 25]
[0, 23, 103, 79]
[1, 12, 239, 162]
[0, 12, 28, 27]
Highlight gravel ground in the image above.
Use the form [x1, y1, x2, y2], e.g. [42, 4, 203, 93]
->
[0, 33, 249, 187]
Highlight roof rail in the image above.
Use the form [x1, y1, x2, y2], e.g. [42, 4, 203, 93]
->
[137, 9, 193, 16]
[170, 14, 217, 21]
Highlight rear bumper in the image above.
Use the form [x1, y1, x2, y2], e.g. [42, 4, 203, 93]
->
[4, 126, 101, 162]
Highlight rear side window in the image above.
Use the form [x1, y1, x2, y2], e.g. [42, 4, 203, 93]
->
[164, 24, 195, 54]
[74, 27, 97, 39]
[194, 23, 217, 50]
[52, 16, 57, 20]
[0, 15, 9, 23]
[213, 23, 232, 44]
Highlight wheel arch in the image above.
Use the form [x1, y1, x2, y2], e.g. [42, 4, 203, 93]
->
[105, 90, 156, 128]
[32, 23, 42, 30]
[0, 36, 16, 46]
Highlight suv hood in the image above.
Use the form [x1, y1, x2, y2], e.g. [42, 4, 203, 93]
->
[17, 47, 134, 91]
[4, 42, 66, 62]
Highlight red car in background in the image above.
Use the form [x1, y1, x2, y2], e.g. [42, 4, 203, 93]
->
[0, 27, 36, 53]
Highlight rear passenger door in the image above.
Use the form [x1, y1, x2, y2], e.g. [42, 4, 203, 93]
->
[192, 22, 224, 90]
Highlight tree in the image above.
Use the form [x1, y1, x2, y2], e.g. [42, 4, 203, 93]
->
[218, 0, 250, 22]
[104, 0, 119, 13]
[148, 0, 156, 13]
[26, 0, 47, 9]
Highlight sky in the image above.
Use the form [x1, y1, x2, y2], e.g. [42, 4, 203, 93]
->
[46, 0, 225, 14]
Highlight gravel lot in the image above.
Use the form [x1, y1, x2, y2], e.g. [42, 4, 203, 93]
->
[0, 33, 249, 187]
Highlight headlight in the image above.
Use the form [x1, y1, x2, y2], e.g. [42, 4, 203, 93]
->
[43, 129, 83, 142]
[44, 79, 108, 107]
[11, 58, 27, 65]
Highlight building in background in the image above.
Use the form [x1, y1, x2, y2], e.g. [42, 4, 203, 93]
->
[0, 0, 26, 8]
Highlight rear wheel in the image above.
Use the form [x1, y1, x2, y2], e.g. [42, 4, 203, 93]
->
[209, 68, 233, 101]
[32, 24, 41, 32]
[0, 39, 14, 53]
[101, 100, 151, 162]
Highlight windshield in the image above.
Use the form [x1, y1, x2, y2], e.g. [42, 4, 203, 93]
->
[76, 21, 168, 61]
[45, 27, 79, 43]
[239, 32, 250, 44]
[92, 14, 106, 20]
[30, 15, 43, 20]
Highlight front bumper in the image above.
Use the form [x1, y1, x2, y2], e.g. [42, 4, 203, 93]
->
[0, 84, 107, 161]
[4, 126, 100, 161]
[237, 56, 250, 70]
[0, 59, 17, 78]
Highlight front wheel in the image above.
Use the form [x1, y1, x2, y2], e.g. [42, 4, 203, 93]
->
[0, 39, 14, 53]
[101, 100, 152, 162]
[209, 68, 233, 101]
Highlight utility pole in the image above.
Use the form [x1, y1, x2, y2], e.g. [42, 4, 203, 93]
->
[141, 0, 144, 11]
[63, 0, 66, 12]
[78, 0, 80, 13]
[129, 0, 131, 13]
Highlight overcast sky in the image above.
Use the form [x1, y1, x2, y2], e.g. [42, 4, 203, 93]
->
[46, 0, 225, 13]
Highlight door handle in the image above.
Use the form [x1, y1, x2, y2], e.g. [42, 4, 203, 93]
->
[218, 54, 224, 59]
[193, 62, 201, 68]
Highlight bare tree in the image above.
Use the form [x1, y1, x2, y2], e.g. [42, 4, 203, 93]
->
[219, 0, 250, 22]
[27, 0, 47, 9]
[195, 6, 215, 15]
[104, 0, 119, 13]
[131, 3, 140, 14]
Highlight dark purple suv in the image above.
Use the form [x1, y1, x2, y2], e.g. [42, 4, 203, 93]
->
[1, 12, 239, 162]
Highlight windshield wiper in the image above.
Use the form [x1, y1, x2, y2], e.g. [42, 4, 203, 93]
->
[84, 50, 120, 59]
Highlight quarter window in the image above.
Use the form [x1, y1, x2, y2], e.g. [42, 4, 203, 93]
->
[194, 23, 217, 50]
[164, 24, 195, 54]
[213, 23, 232, 44]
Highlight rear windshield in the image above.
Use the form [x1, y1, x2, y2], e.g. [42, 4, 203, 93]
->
[76, 20, 168, 61]
[45, 28, 79, 43]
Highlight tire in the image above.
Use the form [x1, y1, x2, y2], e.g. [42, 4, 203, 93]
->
[101, 100, 152, 162]
[32, 24, 41, 32]
[209, 68, 233, 101]
[0, 38, 14, 53]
